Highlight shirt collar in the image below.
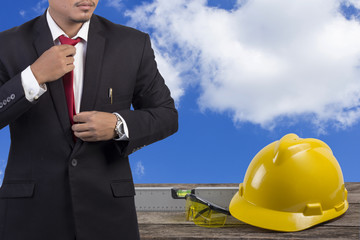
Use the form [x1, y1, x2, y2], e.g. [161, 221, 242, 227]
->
[46, 9, 90, 42]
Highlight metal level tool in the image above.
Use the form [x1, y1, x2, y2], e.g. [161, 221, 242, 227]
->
[135, 187, 238, 212]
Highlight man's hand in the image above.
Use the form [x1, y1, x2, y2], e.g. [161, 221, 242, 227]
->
[30, 45, 76, 85]
[72, 111, 117, 142]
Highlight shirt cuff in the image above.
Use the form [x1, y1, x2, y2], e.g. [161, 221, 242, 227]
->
[118, 114, 129, 139]
[21, 66, 47, 102]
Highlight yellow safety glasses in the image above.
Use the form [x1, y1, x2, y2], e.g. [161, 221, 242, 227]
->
[185, 193, 231, 228]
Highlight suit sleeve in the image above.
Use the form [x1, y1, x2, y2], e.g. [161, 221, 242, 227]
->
[0, 60, 34, 130]
[116, 34, 178, 157]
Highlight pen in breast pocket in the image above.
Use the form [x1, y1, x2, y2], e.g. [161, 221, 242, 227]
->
[109, 88, 113, 104]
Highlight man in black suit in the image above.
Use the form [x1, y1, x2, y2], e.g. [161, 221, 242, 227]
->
[0, 0, 178, 239]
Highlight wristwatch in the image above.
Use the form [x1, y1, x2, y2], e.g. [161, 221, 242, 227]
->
[112, 112, 125, 140]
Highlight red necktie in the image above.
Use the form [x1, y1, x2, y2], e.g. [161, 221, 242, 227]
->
[58, 35, 81, 125]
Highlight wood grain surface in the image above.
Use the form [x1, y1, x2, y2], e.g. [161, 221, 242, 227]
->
[136, 183, 360, 240]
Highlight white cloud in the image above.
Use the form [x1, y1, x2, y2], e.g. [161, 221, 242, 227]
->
[153, 46, 185, 103]
[125, 0, 360, 130]
[32, 0, 48, 15]
[19, 10, 26, 18]
[20, 0, 48, 18]
[106, 0, 123, 11]
[135, 161, 145, 178]
[345, 0, 360, 9]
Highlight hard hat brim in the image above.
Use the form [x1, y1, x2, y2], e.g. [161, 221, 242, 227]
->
[229, 190, 349, 232]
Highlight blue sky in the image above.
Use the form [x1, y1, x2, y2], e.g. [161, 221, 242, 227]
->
[1, 0, 360, 186]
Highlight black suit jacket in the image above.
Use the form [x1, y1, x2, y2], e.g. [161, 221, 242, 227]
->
[0, 12, 178, 240]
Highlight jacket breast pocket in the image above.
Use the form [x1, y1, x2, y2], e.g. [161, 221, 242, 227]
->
[0, 182, 35, 199]
[98, 101, 131, 113]
[97, 92, 132, 112]
[110, 180, 135, 198]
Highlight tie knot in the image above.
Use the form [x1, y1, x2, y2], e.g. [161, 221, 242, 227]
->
[58, 35, 81, 46]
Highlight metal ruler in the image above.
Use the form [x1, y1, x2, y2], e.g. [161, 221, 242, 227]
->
[134, 187, 238, 212]
[194, 187, 238, 211]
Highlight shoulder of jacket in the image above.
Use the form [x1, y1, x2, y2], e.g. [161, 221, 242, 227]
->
[0, 16, 40, 54]
[92, 14, 148, 39]
[0, 16, 40, 38]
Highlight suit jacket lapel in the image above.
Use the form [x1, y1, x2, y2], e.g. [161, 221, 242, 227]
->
[33, 13, 74, 148]
[80, 15, 106, 112]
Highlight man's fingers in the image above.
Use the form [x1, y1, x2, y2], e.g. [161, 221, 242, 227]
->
[51, 45, 76, 72]
[73, 113, 84, 123]
[65, 56, 74, 65]
[59, 44, 76, 52]
[61, 61, 75, 76]
[73, 112, 92, 123]
[30, 45, 78, 84]
[58, 44, 75, 50]
[72, 123, 88, 132]
[62, 47, 76, 58]
[72, 111, 116, 142]
[65, 64, 75, 74]
[73, 129, 101, 142]
[74, 131, 92, 141]
[54, 45, 76, 58]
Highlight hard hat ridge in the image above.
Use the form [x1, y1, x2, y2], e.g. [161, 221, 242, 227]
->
[272, 134, 331, 165]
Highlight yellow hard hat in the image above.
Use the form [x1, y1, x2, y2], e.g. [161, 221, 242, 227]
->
[229, 133, 348, 232]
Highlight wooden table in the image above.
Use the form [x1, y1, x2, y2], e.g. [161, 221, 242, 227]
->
[136, 183, 360, 239]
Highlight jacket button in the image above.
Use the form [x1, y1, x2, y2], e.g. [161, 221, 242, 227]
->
[71, 159, 78, 167]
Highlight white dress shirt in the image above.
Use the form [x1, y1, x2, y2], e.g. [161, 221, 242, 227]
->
[20, 10, 129, 139]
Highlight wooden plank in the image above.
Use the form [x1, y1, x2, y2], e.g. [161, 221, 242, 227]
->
[345, 182, 360, 193]
[139, 225, 359, 239]
[328, 203, 359, 227]
[137, 204, 359, 226]
[137, 183, 360, 239]
[346, 182, 360, 204]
